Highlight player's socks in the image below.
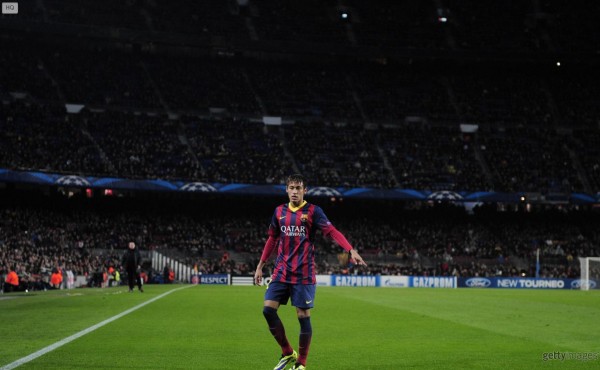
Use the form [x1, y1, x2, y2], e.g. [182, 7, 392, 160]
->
[297, 317, 312, 366]
[263, 306, 294, 355]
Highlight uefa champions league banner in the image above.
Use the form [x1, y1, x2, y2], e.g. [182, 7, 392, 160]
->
[2, 168, 600, 204]
[458, 277, 598, 289]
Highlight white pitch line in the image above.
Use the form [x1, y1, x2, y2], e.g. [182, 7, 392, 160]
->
[0, 286, 192, 370]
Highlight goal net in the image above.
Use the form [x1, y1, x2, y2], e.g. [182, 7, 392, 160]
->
[578, 257, 600, 290]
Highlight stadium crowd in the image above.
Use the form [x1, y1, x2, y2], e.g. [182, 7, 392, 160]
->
[2, 98, 600, 194]
[2, 0, 600, 292]
[2, 198, 598, 291]
[1, 20, 599, 194]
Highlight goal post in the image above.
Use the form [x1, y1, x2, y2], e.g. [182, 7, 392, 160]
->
[578, 257, 600, 290]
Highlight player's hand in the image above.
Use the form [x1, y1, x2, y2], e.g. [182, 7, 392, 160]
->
[254, 269, 263, 286]
[350, 249, 367, 266]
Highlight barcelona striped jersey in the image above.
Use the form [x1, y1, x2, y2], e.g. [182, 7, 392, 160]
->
[268, 200, 334, 285]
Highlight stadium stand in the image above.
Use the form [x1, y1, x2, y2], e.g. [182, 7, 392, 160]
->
[2, 0, 600, 289]
[1, 193, 599, 290]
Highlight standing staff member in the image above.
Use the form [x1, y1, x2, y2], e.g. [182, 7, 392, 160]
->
[121, 241, 143, 292]
[4, 265, 19, 293]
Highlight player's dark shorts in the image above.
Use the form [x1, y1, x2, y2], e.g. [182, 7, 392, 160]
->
[265, 281, 316, 309]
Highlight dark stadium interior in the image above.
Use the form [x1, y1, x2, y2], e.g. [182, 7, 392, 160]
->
[1, 0, 600, 290]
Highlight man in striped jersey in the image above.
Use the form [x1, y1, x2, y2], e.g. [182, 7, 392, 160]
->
[254, 174, 367, 370]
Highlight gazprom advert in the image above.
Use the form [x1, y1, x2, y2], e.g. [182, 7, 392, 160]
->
[331, 275, 379, 287]
[327, 275, 456, 288]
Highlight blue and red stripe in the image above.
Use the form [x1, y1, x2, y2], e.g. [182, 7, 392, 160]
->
[270, 202, 327, 285]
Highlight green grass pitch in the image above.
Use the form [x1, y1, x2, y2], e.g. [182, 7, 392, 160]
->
[1, 285, 599, 369]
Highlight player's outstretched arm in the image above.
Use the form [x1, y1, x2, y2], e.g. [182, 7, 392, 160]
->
[349, 248, 367, 266]
[325, 226, 367, 266]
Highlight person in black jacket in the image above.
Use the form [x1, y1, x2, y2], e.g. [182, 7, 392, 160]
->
[121, 241, 143, 292]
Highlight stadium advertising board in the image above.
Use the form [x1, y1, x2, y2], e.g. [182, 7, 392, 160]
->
[459, 277, 598, 289]
[381, 276, 410, 288]
[231, 276, 254, 286]
[316, 275, 331, 286]
[331, 275, 379, 287]
[200, 274, 230, 285]
[188, 275, 597, 290]
[257, 277, 318, 286]
[324, 275, 448, 288]
[409, 276, 457, 288]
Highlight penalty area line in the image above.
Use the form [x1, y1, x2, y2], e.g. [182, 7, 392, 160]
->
[0, 285, 193, 370]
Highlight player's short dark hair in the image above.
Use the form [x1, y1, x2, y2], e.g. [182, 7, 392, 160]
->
[286, 173, 306, 188]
